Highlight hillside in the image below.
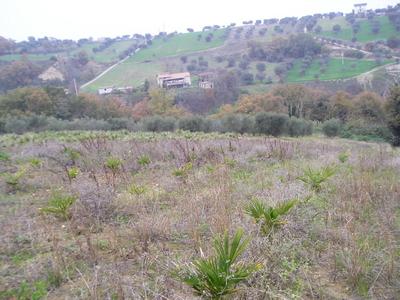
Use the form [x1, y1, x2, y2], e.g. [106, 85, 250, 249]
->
[2, 9, 400, 100]
[77, 15, 399, 94]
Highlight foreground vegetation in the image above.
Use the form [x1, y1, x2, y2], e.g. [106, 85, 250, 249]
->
[0, 131, 399, 299]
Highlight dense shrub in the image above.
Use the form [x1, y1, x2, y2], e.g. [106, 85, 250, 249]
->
[344, 119, 392, 142]
[344, 50, 365, 59]
[107, 118, 128, 130]
[322, 118, 343, 137]
[287, 117, 313, 137]
[65, 118, 111, 131]
[141, 116, 175, 132]
[4, 116, 30, 134]
[255, 112, 289, 137]
[177, 115, 209, 132]
[220, 114, 255, 135]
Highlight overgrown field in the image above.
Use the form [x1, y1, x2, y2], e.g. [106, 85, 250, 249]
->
[0, 131, 399, 299]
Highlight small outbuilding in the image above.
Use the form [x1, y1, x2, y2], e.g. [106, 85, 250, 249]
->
[197, 72, 215, 89]
[98, 86, 115, 94]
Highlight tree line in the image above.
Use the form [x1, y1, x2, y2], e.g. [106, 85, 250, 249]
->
[0, 82, 399, 144]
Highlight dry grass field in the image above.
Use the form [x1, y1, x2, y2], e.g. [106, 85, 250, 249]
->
[0, 131, 399, 299]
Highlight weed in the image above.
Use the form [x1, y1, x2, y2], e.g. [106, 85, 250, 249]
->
[224, 156, 237, 168]
[338, 149, 351, 163]
[170, 227, 262, 299]
[138, 156, 151, 165]
[40, 192, 78, 220]
[68, 167, 80, 180]
[243, 198, 299, 235]
[2, 279, 48, 300]
[0, 151, 11, 162]
[28, 157, 42, 168]
[205, 164, 221, 174]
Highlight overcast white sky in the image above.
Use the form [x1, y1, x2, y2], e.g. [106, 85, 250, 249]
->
[0, 0, 398, 42]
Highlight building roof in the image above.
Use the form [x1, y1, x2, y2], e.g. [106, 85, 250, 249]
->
[157, 72, 190, 80]
[354, 3, 367, 7]
[99, 86, 115, 89]
[198, 72, 215, 76]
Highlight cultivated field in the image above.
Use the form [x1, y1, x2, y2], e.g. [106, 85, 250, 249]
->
[0, 131, 399, 299]
[124, 30, 227, 63]
[0, 41, 136, 63]
[286, 57, 394, 82]
[315, 16, 400, 43]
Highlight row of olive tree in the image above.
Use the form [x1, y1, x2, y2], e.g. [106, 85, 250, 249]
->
[0, 112, 314, 138]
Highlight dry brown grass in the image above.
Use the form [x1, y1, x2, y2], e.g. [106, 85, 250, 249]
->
[0, 132, 399, 299]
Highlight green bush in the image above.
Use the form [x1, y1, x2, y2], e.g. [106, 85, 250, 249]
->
[177, 115, 208, 132]
[255, 112, 289, 137]
[322, 118, 343, 137]
[287, 117, 313, 137]
[141, 116, 175, 132]
[107, 118, 128, 130]
[4, 116, 29, 134]
[220, 114, 255, 134]
[344, 119, 392, 142]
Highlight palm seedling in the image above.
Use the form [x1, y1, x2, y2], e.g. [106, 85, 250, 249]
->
[295, 165, 336, 192]
[40, 193, 78, 221]
[170, 227, 262, 299]
[243, 198, 299, 235]
[127, 184, 148, 196]
[171, 162, 193, 178]
[105, 156, 124, 172]
[338, 149, 351, 163]
[68, 167, 80, 180]
[1, 168, 28, 189]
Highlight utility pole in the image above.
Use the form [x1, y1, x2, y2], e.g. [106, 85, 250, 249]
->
[73, 78, 78, 96]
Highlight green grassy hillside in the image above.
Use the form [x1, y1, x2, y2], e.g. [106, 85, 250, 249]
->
[0, 41, 137, 63]
[286, 58, 394, 82]
[315, 16, 400, 43]
[124, 29, 227, 63]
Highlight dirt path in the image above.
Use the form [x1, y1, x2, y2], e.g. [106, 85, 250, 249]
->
[80, 55, 131, 89]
